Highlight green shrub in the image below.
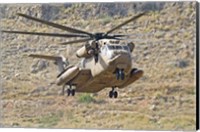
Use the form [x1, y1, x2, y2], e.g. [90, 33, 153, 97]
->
[101, 15, 112, 25]
[78, 93, 95, 103]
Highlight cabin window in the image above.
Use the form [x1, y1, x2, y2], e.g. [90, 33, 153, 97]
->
[116, 46, 122, 50]
[107, 45, 115, 49]
[123, 46, 130, 51]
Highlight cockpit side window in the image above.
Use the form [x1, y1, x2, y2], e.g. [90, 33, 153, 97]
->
[107, 45, 114, 49]
[123, 46, 130, 51]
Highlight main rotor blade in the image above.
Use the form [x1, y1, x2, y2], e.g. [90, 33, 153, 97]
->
[17, 13, 93, 36]
[29, 54, 62, 61]
[106, 12, 146, 34]
[103, 36, 124, 40]
[1, 30, 89, 38]
[59, 38, 92, 45]
[112, 34, 128, 37]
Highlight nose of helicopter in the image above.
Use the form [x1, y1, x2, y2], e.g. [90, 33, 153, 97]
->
[108, 53, 132, 73]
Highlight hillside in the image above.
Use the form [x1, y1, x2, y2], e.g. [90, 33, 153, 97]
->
[0, 2, 196, 130]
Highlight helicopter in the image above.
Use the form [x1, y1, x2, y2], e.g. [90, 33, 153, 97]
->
[2, 12, 146, 98]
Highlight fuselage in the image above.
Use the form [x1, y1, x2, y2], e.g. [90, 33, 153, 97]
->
[56, 39, 143, 93]
[76, 40, 134, 92]
[81, 43, 132, 76]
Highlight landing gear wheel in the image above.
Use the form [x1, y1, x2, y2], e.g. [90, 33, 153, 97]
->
[116, 69, 120, 80]
[71, 89, 75, 96]
[109, 91, 113, 98]
[67, 89, 76, 96]
[109, 87, 118, 98]
[116, 69, 125, 80]
[120, 72, 125, 80]
[66, 84, 76, 96]
[67, 89, 71, 96]
[114, 91, 118, 98]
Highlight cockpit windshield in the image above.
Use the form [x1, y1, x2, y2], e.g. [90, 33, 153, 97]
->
[107, 45, 130, 52]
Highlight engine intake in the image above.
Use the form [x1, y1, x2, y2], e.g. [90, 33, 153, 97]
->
[76, 40, 97, 58]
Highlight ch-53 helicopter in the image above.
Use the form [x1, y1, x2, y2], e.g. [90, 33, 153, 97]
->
[2, 12, 146, 98]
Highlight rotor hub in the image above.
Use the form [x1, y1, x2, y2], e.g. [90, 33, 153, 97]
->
[93, 33, 106, 40]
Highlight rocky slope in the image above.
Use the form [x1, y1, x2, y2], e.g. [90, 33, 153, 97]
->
[0, 2, 196, 130]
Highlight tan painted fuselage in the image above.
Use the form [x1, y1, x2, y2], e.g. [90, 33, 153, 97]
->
[29, 39, 144, 93]
[58, 39, 144, 93]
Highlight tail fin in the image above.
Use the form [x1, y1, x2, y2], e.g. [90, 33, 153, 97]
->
[29, 54, 69, 72]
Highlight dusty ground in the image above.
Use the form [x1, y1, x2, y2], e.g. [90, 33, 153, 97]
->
[0, 2, 196, 130]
